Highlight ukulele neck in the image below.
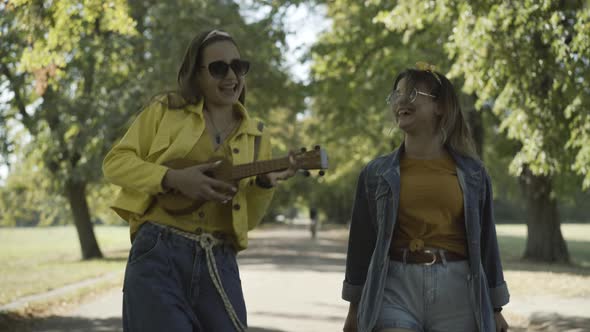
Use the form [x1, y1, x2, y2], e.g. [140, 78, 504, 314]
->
[232, 157, 290, 180]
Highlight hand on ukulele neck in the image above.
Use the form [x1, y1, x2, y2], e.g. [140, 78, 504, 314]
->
[258, 151, 299, 187]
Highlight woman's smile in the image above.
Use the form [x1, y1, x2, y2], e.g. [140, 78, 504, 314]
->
[219, 82, 238, 97]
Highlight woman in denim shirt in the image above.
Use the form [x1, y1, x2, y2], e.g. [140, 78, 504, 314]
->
[342, 67, 510, 332]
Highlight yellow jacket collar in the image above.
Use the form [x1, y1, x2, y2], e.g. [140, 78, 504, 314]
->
[186, 100, 262, 136]
[185, 99, 205, 116]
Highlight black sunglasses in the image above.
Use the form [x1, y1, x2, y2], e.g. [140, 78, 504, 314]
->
[201, 59, 250, 79]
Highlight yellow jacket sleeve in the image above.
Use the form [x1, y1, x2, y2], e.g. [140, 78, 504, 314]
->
[102, 101, 170, 218]
[244, 129, 275, 231]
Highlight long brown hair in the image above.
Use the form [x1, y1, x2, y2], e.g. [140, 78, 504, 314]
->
[392, 69, 478, 159]
[166, 29, 246, 109]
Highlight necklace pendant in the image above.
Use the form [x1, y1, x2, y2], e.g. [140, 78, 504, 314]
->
[215, 134, 221, 144]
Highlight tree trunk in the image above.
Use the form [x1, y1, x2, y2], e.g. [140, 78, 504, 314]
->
[65, 179, 103, 259]
[519, 166, 569, 263]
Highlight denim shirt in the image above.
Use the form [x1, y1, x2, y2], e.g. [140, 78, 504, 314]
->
[342, 145, 510, 332]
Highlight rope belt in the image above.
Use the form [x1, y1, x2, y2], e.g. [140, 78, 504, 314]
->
[153, 223, 247, 332]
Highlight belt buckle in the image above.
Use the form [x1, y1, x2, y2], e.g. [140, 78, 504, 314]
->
[422, 249, 437, 265]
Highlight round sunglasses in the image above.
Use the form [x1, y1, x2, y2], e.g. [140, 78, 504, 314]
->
[386, 88, 436, 105]
[201, 59, 250, 79]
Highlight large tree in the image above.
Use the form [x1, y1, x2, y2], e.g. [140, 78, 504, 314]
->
[306, 0, 484, 223]
[2, 0, 138, 258]
[1, 0, 304, 258]
[373, 0, 590, 262]
[307, 0, 590, 263]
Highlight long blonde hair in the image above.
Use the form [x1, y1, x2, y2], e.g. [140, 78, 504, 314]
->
[392, 69, 478, 159]
[174, 29, 246, 108]
[142, 29, 248, 111]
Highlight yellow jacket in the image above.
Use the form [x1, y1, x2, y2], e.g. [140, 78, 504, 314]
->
[102, 95, 275, 249]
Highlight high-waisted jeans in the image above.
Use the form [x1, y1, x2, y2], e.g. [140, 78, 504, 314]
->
[122, 222, 246, 332]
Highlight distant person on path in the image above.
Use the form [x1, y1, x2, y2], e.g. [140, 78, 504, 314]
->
[342, 64, 510, 332]
[309, 206, 318, 239]
[103, 29, 298, 332]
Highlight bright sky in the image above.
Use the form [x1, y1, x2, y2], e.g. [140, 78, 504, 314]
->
[281, 4, 330, 82]
[240, 1, 330, 82]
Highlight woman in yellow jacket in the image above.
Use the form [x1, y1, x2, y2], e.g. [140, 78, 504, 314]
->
[103, 29, 296, 332]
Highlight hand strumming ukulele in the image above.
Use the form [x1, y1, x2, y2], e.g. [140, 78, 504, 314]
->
[156, 146, 329, 215]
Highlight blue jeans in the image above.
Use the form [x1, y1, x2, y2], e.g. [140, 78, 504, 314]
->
[122, 222, 246, 332]
[375, 258, 477, 332]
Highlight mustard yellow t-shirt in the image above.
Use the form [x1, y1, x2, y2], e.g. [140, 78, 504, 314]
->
[391, 153, 467, 256]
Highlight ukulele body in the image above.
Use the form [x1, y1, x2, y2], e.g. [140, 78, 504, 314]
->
[154, 146, 328, 215]
[155, 158, 237, 216]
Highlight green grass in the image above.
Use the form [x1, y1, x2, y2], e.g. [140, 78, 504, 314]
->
[495, 224, 590, 298]
[496, 224, 590, 267]
[0, 226, 130, 306]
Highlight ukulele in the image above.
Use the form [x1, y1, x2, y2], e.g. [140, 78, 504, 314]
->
[156, 146, 329, 215]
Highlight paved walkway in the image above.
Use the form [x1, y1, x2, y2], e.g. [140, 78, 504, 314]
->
[13, 226, 590, 332]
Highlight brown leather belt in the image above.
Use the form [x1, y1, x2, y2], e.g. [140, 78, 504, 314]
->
[390, 249, 467, 265]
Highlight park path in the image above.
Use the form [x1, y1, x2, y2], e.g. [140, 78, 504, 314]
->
[16, 225, 590, 332]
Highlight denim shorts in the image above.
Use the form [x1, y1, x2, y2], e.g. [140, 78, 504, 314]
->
[122, 222, 246, 332]
[375, 257, 476, 332]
